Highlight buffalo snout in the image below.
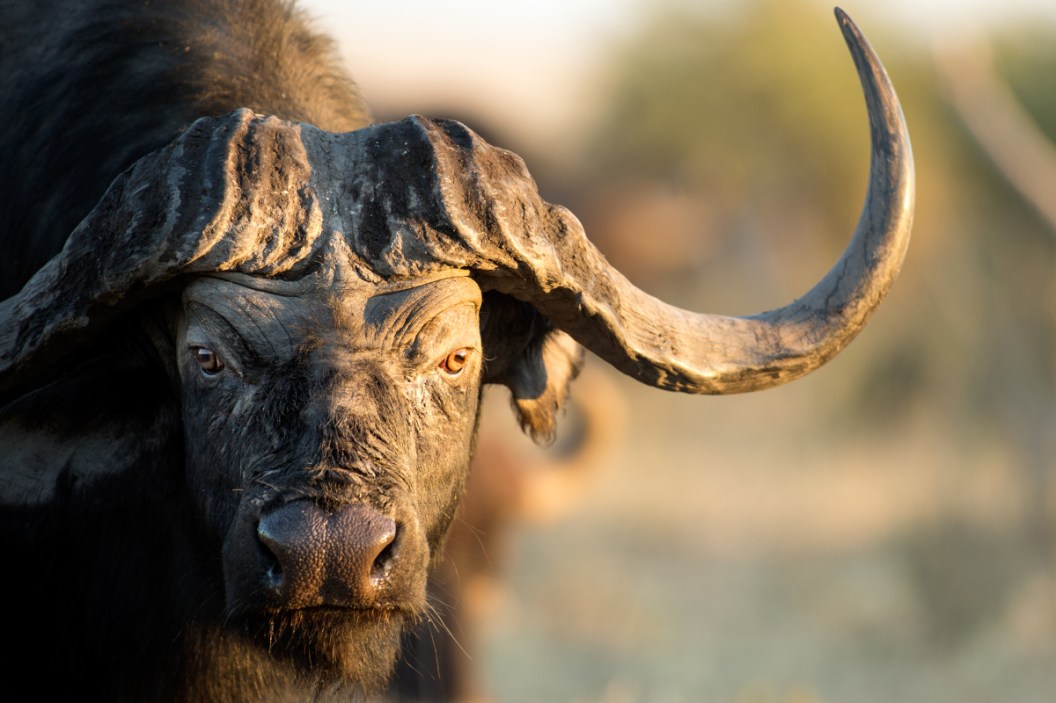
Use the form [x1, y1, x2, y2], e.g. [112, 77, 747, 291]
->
[256, 500, 399, 609]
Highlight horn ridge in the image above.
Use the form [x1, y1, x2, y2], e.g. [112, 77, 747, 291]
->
[0, 110, 321, 396]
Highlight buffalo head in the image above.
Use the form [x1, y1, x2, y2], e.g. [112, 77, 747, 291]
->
[0, 8, 913, 699]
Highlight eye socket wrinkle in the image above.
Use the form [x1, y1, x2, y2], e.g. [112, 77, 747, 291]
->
[184, 302, 286, 376]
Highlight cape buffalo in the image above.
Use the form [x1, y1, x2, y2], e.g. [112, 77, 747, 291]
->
[0, 0, 914, 700]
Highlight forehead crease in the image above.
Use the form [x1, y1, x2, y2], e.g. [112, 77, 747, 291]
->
[363, 277, 483, 347]
[185, 281, 307, 352]
[187, 278, 299, 320]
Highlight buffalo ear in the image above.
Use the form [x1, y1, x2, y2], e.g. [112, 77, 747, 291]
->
[480, 292, 585, 445]
[0, 312, 180, 506]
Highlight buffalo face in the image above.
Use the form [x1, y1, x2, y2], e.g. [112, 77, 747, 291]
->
[175, 273, 484, 687]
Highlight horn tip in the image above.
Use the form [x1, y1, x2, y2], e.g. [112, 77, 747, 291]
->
[834, 8, 863, 45]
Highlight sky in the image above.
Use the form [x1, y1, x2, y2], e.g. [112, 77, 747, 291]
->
[297, 0, 1056, 144]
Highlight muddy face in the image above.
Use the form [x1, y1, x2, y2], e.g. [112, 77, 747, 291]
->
[176, 274, 484, 688]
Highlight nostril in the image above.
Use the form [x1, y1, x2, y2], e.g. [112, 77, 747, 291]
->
[370, 525, 398, 586]
[257, 501, 327, 602]
[326, 506, 396, 598]
[264, 561, 284, 592]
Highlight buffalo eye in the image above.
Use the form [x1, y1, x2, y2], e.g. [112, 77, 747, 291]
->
[190, 346, 224, 375]
[439, 348, 471, 376]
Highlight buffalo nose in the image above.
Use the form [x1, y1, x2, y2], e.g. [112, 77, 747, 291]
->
[257, 501, 398, 608]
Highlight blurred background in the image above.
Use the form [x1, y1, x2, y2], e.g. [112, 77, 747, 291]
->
[303, 1, 1056, 701]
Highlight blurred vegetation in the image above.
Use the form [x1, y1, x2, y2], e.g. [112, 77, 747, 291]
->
[580, 1, 866, 237]
[474, 1, 1056, 701]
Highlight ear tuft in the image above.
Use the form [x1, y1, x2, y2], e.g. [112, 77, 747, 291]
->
[504, 329, 584, 446]
[479, 292, 585, 445]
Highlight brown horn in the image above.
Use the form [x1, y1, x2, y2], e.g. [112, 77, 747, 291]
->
[422, 8, 914, 394]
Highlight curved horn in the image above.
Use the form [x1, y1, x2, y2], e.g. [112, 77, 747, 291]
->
[440, 7, 913, 394]
[1, 10, 911, 401]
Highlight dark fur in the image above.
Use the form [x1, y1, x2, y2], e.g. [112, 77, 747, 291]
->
[0, 0, 369, 299]
[0, 1, 581, 700]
